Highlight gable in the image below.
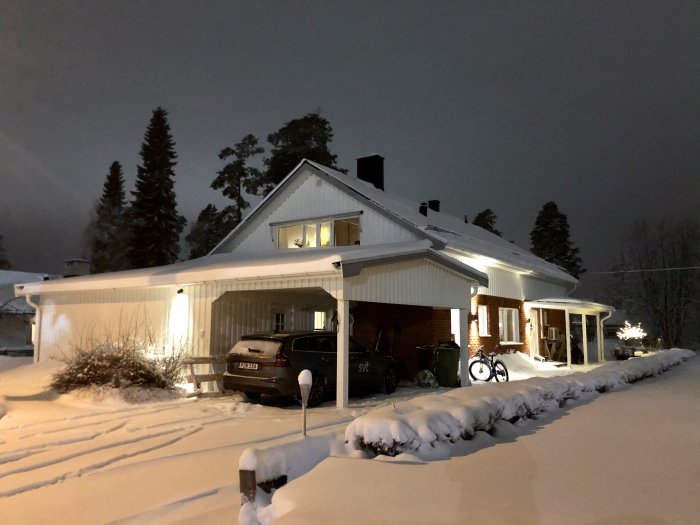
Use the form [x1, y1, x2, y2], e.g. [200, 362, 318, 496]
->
[213, 165, 420, 254]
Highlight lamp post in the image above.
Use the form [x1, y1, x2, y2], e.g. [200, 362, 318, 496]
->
[298, 369, 312, 436]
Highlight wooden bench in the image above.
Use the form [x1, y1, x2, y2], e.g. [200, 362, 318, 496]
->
[182, 355, 227, 397]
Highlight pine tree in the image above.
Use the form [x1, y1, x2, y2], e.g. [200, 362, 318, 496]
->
[0, 234, 11, 270]
[472, 209, 502, 237]
[530, 201, 585, 278]
[250, 112, 343, 196]
[88, 161, 128, 273]
[185, 204, 232, 259]
[126, 107, 185, 269]
[212, 134, 263, 226]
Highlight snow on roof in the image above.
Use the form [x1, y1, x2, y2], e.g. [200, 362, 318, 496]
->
[305, 161, 577, 284]
[0, 270, 53, 285]
[0, 297, 34, 315]
[525, 297, 615, 312]
[16, 240, 484, 295]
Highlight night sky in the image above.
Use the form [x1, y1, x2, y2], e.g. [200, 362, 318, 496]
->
[2, 1, 699, 298]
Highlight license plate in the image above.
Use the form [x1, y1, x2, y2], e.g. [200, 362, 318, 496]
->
[238, 362, 259, 371]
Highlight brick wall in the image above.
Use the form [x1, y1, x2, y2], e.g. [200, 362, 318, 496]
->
[351, 302, 452, 380]
[468, 295, 528, 357]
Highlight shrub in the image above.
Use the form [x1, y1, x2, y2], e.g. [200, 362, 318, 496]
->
[51, 339, 184, 393]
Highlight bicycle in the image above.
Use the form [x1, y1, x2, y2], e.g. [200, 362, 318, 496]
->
[468, 346, 509, 382]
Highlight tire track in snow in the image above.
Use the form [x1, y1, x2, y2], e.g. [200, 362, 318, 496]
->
[0, 421, 128, 463]
[12, 402, 190, 439]
[0, 426, 203, 497]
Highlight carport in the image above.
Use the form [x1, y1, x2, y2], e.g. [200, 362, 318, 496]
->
[206, 241, 487, 407]
[16, 240, 486, 408]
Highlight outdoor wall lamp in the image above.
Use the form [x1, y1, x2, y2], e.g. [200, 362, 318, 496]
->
[177, 288, 184, 294]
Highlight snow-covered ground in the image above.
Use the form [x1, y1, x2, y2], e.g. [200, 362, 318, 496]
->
[1, 350, 696, 524]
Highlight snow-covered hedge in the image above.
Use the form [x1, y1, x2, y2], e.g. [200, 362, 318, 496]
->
[345, 349, 695, 457]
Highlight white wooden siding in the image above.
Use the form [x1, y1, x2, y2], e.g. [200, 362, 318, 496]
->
[476, 267, 522, 300]
[521, 275, 571, 300]
[36, 276, 344, 363]
[218, 168, 419, 253]
[345, 259, 473, 308]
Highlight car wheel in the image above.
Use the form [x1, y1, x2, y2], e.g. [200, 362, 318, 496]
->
[383, 366, 399, 394]
[307, 375, 326, 407]
[244, 391, 261, 401]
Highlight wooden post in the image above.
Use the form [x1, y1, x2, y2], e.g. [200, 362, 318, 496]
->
[459, 307, 470, 386]
[240, 470, 256, 504]
[336, 297, 349, 408]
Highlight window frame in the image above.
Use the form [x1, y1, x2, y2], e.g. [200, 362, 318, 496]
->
[477, 304, 490, 337]
[272, 212, 362, 250]
[498, 307, 521, 343]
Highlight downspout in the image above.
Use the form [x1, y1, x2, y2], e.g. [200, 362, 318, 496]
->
[23, 294, 41, 364]
[599, 310, 613, 361]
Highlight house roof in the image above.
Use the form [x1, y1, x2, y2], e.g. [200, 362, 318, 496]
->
[213, 159, 577, 285]
[15, 240, 486, 295]
[1, 270, 54, 311]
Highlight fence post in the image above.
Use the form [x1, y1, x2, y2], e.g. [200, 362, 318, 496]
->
[240, 469, 256, 504]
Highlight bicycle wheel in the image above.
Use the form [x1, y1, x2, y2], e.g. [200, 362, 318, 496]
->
[493, 360, 509, 382]
[469, 359, 492, 381]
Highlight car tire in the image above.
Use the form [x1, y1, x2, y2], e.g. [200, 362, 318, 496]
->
[307, 375, 326, 407]
[383, 366, 399, 394]
[244, 391, 261, 401]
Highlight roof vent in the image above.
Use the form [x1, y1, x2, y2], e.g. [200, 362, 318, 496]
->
[356, 154, 384, 191]
[428, 200, 440, 212]
[419, 202, 428, 216]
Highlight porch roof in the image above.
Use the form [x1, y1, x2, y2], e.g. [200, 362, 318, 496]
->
[525, 297, 615, 314]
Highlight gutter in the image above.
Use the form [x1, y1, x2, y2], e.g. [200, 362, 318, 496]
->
[22, 294, 41, 364]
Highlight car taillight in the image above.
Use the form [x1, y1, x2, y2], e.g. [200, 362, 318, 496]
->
[274, 352, 290, 367]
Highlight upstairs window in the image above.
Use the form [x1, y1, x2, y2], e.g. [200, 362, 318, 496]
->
[276, 216, 360, 249]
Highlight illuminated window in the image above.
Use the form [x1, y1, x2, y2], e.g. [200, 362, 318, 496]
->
[498, 307, 520, 343]
[276, 216, 360, 249]
[478, 305, 490, 336]
[314, 311, 326, 330]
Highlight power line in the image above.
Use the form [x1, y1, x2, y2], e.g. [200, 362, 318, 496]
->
[588, 266, 700, 275]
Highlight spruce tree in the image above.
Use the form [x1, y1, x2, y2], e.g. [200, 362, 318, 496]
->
[0, 234, 11, 270]
[251, 112, 343, 196]
[530, 201, 585, 278]
[472, 209, 502, 237]
[212, 134, 263, 226]
[89, 161, 128, 273]
[185, 204, 230, 259]
[126, 107, 185, 268]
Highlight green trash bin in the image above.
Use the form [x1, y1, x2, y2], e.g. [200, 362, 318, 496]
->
[436, 342, 460, 387]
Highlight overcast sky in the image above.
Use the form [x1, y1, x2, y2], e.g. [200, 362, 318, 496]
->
[2, 1, 699, 298]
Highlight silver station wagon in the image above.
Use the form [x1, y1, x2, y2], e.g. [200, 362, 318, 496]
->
[223, 331, 400, 406]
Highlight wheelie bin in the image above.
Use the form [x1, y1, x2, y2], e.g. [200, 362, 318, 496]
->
[436, 341, 460, 387]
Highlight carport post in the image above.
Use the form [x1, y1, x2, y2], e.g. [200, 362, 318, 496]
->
[336, 298, 350, 408]
[459, 307, 470, 386]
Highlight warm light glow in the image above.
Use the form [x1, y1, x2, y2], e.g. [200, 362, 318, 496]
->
[168, 290, 189, 349]
[617, 321, 647, 341]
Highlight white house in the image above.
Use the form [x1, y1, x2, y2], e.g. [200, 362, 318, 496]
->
[16, 156, 613, 407]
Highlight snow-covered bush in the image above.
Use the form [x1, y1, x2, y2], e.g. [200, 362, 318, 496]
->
[51, 338, 184, 392]
[345, 349, 695, 457]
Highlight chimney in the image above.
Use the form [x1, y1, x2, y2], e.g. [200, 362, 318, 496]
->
[419, 202, 428, 216]
[428, 200, 440, 212]
[63, 259, 90, 278]
[357, 154, 384, 191]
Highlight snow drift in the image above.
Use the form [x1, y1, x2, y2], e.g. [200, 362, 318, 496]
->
[345, 349, 695, 457]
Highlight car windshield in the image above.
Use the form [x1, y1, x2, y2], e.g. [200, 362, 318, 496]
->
[230, 339, 281, 357]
